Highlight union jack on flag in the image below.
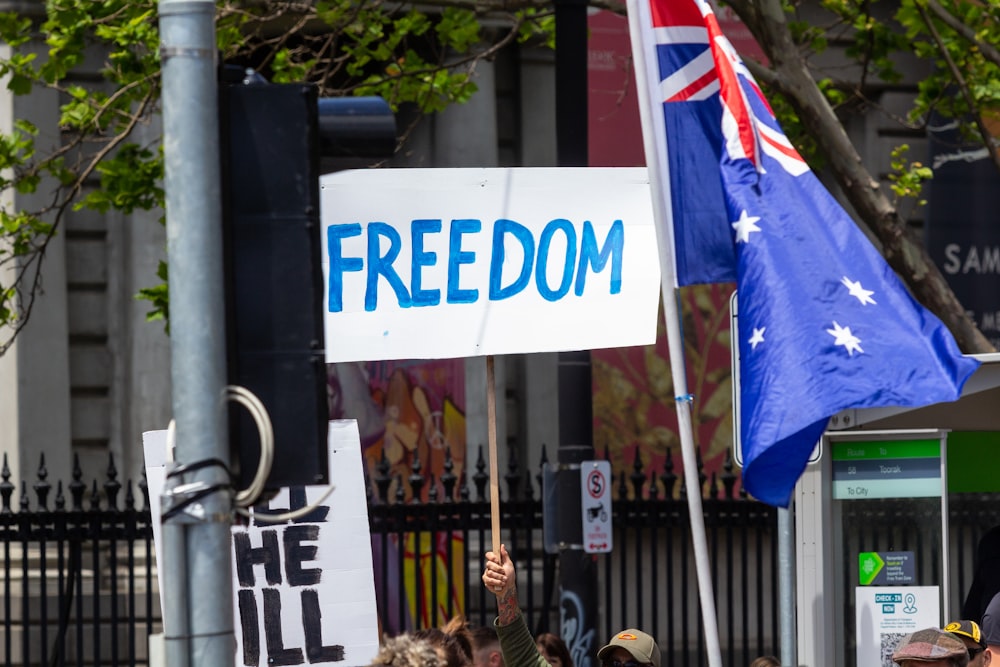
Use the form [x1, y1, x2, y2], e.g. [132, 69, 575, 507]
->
[650, 0, 807, 177]
[627, 0, 978, 506]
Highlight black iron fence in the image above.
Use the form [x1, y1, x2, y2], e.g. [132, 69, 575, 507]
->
[2, 448, 997, 667]
[0, 454, 158, 667]
[367, 445, 781, 667]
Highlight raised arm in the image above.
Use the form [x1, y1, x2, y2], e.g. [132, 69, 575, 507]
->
[482, 544, 551, 667]
[483, 543, 519, 625]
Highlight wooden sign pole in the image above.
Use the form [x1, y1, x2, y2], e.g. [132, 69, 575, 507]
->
[486, 355, 501, 553]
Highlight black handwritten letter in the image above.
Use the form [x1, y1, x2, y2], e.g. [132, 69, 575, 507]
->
[263, 588, 304, 665]
[261, 486, 329, 524]
[284, 525, 322, 586]
[234, 530, 282, 587]
[238, 589, 260, 666]
[302, 588, 345, 663]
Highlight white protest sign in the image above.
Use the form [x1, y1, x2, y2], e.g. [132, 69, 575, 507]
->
[141, 429, 169, 611]
[143, 420, 379, 667]
[321, 167, 660, 362]
[856, 585, 940, 667]
[233, 421, 379, 666]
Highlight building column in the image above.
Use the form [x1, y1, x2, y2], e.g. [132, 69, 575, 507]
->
[106, 117, 172, 484]
[0, 38, 72, 490]
[518, 46, 557, 167]
[433, 56, 499, 168]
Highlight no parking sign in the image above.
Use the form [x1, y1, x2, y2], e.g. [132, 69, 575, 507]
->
[581, 461, 613, 553]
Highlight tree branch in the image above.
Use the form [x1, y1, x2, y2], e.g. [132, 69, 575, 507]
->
[0, 85, 158, 354]
[924, 0, 1000, 68]
[915, 1, 1000, 172]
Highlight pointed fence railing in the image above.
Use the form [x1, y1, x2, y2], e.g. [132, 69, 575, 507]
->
[0, 453, 157, 667]
[1, 448, 998, 667]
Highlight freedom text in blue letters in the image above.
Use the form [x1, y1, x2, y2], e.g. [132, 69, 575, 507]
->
[327, 218, 625, 312]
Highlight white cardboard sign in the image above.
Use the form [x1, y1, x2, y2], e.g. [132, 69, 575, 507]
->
[320, 167, 660, 362]
[143, 420, 379, 667]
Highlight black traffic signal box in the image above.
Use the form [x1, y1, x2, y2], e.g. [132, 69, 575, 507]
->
[220, 81, 329, 492]
[220, 75, 396, 494]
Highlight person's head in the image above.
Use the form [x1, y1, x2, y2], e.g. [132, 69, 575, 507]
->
[892, 627, 970, 667]
[596, 629, 660, 667]
[984, 592, 1000, 657]
[536, 632, 573, 667]
[413, 617, 474, 667]
[370, 633, 444, 667]
[469, 625, 503, 667]
[749, 656, 780, 667]
[945, 620, 991, 667]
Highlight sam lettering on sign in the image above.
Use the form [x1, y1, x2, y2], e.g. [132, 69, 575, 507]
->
[321, 167, 661, 363]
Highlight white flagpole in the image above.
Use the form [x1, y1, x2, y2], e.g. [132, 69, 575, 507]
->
[625, 2, 724, 666]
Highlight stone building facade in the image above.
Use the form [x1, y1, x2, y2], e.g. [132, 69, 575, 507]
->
[0, 4, 563, 494]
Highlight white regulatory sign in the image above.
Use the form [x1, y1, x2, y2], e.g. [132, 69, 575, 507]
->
[580, 460, 613, 554]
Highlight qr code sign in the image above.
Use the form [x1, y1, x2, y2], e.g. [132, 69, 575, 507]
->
[880, 632, 907, 667]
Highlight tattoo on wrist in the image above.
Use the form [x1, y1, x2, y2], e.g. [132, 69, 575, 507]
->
[497, 587, 519, 626]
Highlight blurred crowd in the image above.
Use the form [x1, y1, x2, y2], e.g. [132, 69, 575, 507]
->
[368, 538, 1000, 667]
[368, 613, 573, 667]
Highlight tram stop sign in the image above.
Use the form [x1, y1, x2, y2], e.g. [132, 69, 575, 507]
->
[581, 461, 613, 554]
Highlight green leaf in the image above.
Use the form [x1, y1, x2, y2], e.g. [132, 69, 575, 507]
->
[436, 8, 480, 52]
[136, 260, 169, 331]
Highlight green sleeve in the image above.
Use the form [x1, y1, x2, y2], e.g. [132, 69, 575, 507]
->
[495, 613, 550, 667]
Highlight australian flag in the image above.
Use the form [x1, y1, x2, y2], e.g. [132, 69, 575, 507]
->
[628, 0, 979, 506]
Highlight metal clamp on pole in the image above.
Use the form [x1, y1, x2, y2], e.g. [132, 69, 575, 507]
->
[161, 458, 233, 525]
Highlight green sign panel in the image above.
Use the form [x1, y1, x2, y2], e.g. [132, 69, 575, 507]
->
[831, 440, 940, 461]
[947, 432, 1000, 493]
[859, 551, 916, 585]
[832, 439, 941, 500]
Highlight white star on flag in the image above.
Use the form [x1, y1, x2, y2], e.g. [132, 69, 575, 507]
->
[731, 210, 762, 243]
[749, 327, 765, 350]
[841, 276, 876, 305]
[826, 321, 863, 356]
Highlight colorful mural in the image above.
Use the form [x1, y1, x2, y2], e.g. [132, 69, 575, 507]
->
[328, 359, 467, 501]
[592, 284, 736, 498]
[402, 531, 467, 629]
[329, 359, 468, 633]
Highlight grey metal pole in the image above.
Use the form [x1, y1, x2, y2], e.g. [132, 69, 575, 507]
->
[778, 507, 797, 666]
[158, 1, 234, 665]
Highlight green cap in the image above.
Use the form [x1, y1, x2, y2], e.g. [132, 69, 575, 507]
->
[597, 629, 660, 667]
